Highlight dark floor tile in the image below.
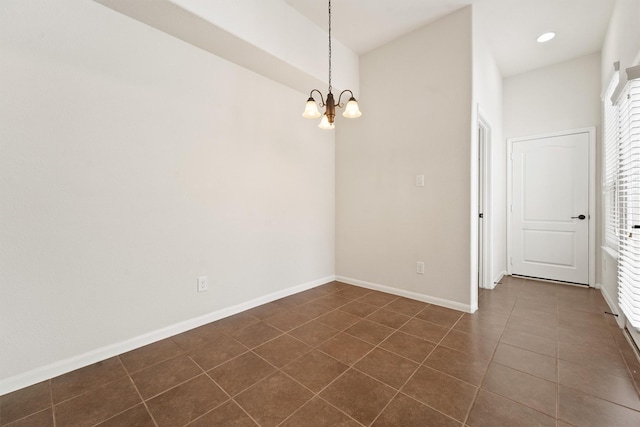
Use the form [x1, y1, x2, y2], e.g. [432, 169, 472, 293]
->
[416, 305, 464, 328]
[187, 400, 257, 426]
[467, 389, 555, 427]
[280, 397, 360, 427]
[558, 359, 640, 410]
[345, 319, 395, 345]
[492, 343, 556, 382]
[282, 350, 348, 392]
[557, 326, 618, 350]
[511, 306, 558, 324]
[208, 351, 276, 396]
[454, 316, 505, 340]
[0, 381, 50, 425]
[54, 376, 140, 427]
[513, 298, 558, 315]
[559, 308, 608, 326]
[235, 372, 313, 427]
[385, 298, 427, 317]
[253, 335, 311, 368]
[51, 358, 127, 403]
[317, 333, 374, 366]
[482, 363, 557, 417]
[336, 287, 372, 300]
[3, 408, 53, 427]
[232, 322, 282, 348]
[558, 385, 640, 427]
[172, 323, 226, 351]
[367, 308, 411, 329]
[402, 366, 476, 422]
[316, 310, 361, 330]
[357, 291, 398, 307]
[187, 334, 248, 371]
[264, 310, 314, 332]
[424, 346, 489, 386]
[465, 309, 511, 327]
[146, 374, 228, 427]
[505, 316, 557, 340]
[96, 404, 155, 427]
[296, 287, 335, 301]
[354, 348, 418, 389]
[499, 328, 557, 357]
[558, 341, 630, 379]
[339, 301, 379, 318]
[272, 295, 312, 309]
[400, 318, 449, 344]
[288, 320, 339, 347]
[245, 302, 287, 320]
[316, 281, 351, 293]
[119, 338, 183, 373]
[372, 393, 461, 427]
[439, 330, 497, 361]
[213, 313, 261, 335]
[321, 369, 396, 425]
[315, 294, 352, 309]
[380, 331, 436, 363]
[131, 354, 202, 399]
[295, 301, 334, 318]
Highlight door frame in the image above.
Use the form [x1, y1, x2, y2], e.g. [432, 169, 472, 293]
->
[478, 115, 492, 290]
[506, 127, 596, 286]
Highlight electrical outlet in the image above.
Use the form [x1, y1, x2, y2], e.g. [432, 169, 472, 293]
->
[197, 276, 208, 292]
[417, 262, 425, 275]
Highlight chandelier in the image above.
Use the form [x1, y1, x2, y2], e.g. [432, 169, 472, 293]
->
[302, 0, 362, 129]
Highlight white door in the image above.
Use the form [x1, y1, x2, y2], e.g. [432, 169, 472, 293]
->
[510, 131, 590, 284]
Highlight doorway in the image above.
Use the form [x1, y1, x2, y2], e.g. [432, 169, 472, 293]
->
[507, 128, 595, 285]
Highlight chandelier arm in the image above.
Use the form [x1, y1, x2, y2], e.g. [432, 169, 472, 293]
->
[309, 89, 327, 107]
[336, 89, 355, 108]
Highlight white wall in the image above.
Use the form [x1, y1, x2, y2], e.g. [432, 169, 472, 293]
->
[599, 0, 640, 319]
[0, 0, 335, 389]
[94, 0, 359, 97]
[472, 9, 506, 289]
[336, 7, 474, 310]
[503, 53, 602, 140]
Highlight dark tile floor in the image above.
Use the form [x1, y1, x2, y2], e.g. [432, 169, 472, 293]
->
[2, 277, 640, 426]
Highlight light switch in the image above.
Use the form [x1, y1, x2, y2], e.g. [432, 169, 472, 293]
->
[415, 175, 425, 187]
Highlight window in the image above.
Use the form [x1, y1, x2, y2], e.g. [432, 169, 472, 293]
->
[603, 72, 620, 252]
[617, 70, 640, 330]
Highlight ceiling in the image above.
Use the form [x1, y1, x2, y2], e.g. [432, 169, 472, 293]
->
[284, 0, 616, 77]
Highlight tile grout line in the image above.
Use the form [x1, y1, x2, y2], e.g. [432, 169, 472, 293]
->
[238, 287, 384, 426]
[461, 281, 520, 426]
[49, 379, 57, 427]
[368, 312, 465, 426]
[271, 295, 431, 426]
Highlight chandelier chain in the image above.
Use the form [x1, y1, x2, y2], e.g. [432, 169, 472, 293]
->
[328, 0, 332, 92]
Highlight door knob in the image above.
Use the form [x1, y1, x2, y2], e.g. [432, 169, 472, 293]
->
[571, 215, 586, 220]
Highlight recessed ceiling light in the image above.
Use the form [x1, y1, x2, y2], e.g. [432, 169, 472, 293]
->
[537, 32, 556, 43]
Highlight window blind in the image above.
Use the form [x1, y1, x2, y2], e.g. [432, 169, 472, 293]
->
[603, 73, 620, 251]
[618, 75, 640, 330]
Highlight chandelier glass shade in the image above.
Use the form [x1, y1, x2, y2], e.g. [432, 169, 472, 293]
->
[302, 0, 361, 129]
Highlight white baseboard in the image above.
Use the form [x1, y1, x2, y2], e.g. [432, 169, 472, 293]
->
[484, 271, 507, 290]
[335, 276, 473, 313]
[0, 275, 335, 396]
[598, 282, 625, 328]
